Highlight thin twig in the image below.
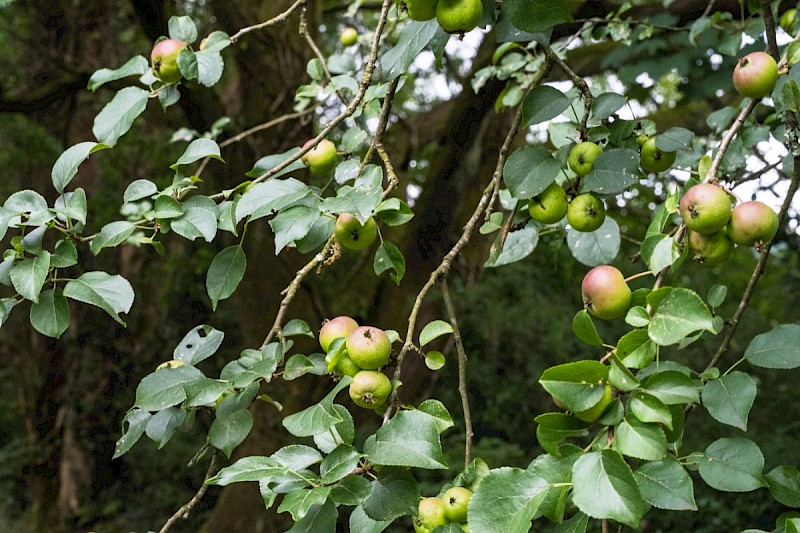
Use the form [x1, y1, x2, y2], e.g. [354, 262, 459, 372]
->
[363, 76, 401, 167]
[542, 45, 593, 141]
[159, 452, 219, 533]
[376, 144, 400, 200]
[707, 99, 758, 182]
[299, 9, 349, 106]
[760, 0, 779, 59]
[441, 280, 473, 468]
[230, 0, 306, 43]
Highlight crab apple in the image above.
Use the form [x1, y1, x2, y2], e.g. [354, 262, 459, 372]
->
[679, 183, 732, 235]
[528, 182, 568, 224]
[418, 497, 449, 529]
[567, 193, 606, 232]
[443, 486, 472, 523]
[581, 265, 632, 320]
[404, 0, 438, 21]
[335, 353, 361, 377]
[640, 137, 676, 173]
[574, 384, 613, 422]
[727, 200, 779, 248]
[319, 316, 359, 352]
[340, 27, 358, 46]
[334, 213, 378, 251]
[346, 326, 391, 369]
[436, 0, 482, 34]
[349, 370, 391, 409]
[688, 229, 734, 265]
[568, 141, 603, 177]
[781, 9, 797, 33]
[151, 38, 186, 83]
[733, 51, 778, 99]
[301, 139, 337, 175]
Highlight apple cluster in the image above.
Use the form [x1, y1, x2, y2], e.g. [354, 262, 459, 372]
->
[319, 317, 394, 410]
[414, 487, 473, 532]
[402, 0, 482, 34]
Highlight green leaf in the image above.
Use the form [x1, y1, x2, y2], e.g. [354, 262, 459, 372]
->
[616, 329, 656, 369]
[504, 0, 572, 33]
[539, 361, 609, 412]
[170, 138, 223, 169]
[145, 407, 188, 449]
[282, 379, 351, 437]
[373, 241, 405, 284]
[269, 205, 320, 254]
[648, 288, 715, 346]
[134, 365, 205, 412]
[744, 324, 800, 369]
[534, 413, 589, 456]
[172, 195, 219, 242]
[124, 179, 158, 202]
[701, 371, 756, 431]
[168, 15, 197, 43]
[375, 198, 414, 227]
[206, 245, 246, 310]
[469, 467, 549, 533]
[4, 189, 49, 220]
[424, 350, 445, 370]
[10, 251, 50, 303]
[331, 476, 372, 505]
[592, 92, 628, 120]
[783, 80, 800, 113]
[707, 284, 727, 308]
[614, 416, 667, 460]
[363, 410, 448, 469]
[210, 409, 253, 458]
[348, 504, 391, 533]
[283, 319, 314, 338]
[628, 391, 672, 428]
[522, 85, 572, 126]
[246, 148, 306, 179]
[419, 320, 454, 347]
[92, 87, 149, 147]
[635, 458, 697, 511]
[278, 486, 332, 522]
[235, 178, 311, 222]
[655, 128, 694, 152]
[63, 271, 134, 325]
[503, 145, 561, 199]
[199, 31, 231, 53]
[54, 189, 87, 225]
[51, 240, 78, 268]
[194, 49, 224, 87]
[547, 512, 589, 532]
[87, 55, 149, 92]
[566, 216, 620, 267]
[313, 405, 354, 454]
[90, 221, 135, 255]
[154, 195, 183, 219]
[582, 149, 640, 195]
[362, 466, 419, 522]
[381, 20, 443, 80]
[30, 288, 70, 338]
[766, 465, 800, 507]
[640, 235, 680, 274]
[572, 309, 603, 346]
[182, 378, 230, 408]
[699, 438, 767, 492]
[285, 499, 337, 533]
[484, 222, 539, 268]
[113, 408, 152, 458]
[528, 453, 577, 523]
[173, 324, 225, 365]
[571, 450, 647, 528]
[51, 141, 110, 192]
[320, 167, 383, 225]
[320, 444, 361, 484]
[417, 400, 454, 434]
[641, 371, 700, 405]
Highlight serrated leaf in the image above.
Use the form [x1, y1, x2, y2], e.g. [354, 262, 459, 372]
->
[209, 409, 253, 458]
[53, 189, 87, 225]
[362, 466, 419, 522]
[320, 444, 361, 484]
[10, 251, 50, 303]
[51, 240, 78, 268]
[134, 365, 205, 412]
[539, 361, 609, 412]
[522, 85, 572, 126]
[313, 405, 355, 454]
[172, 195, 218, 242]
[615, 416, 667, 460]
[504, 0, 572, 33]
[30, 288, 70, 338]
[171, 138, 223, 169]
[572, 309, 603, 346]
[635, 458, 697, 511]
[145, 407, 187, 449]
[113, 408, 151, 458]
[744, 324, 800, 369]
[206, 245, 246, 310]
[469, 467, 549, 533]
[88, 55, 149, 92]
[655, 128, 694, 152]
[648, 288, 715, 346]
[373, 241, 405, 284]
[419, 320, 454, 347]
[124, 179, 158, 202]
[766, 465, 800, 507]
[269, 205, 320, 254]
[701, 371, 756, 431]
[381, 20, 443, 81]
[92, 87, 149, 147]
[282, 379, 351, 437]
[699, 437, 766, 492]
[364, 410, 448, 469]
[51, 141, 110, 192]
[592, 92, 628, 120]
[168, 15, 197, 43]
[195, 49, 224, 87]
[503, 145, 561, 199]
[173, 325, 224, 365]
[91, 221, 135, 255]
[235, 178, 310, 222]
[571, 450, 646, 528]
[641, 371, 700, 405]
[286, 499, 337, 533]
[566, 216, 620, 267]
[581, 149, 640, 195]
[279, 486, 332, 522]
[63, 271, 134, 325]
[349, 504, 391, 533]
[246, 148, 306, 179]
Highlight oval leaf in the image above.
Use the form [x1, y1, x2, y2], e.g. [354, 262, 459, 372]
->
[419, 320, 454, 347]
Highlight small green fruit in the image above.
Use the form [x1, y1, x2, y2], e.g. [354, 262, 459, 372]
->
[404, 0, 438, 21]
[349, 370, 391, 409]
[640, 137, 676, 173]
[528, 182, 568, 224]
[781, 9, 797, 33]
[335, 353, 361, 377]
[733, 51, 779, 99]
[319, 316, 359, 352]
[581, 265, 631, 320]
[727, 200, 779, 248]
[151, 38, 186, 83]
[688, 229, 734, 265]
[418, 497, 449, 529]
[346, 326, 391, 369]
[574, 384, 613, 422]
[567, 193, 606, 232]
[679, 183, 732, 235]
[443, 486, 472, 523]
[334, 214, 378, 251]
[568, 141, 602, 177]
[436, 0, 482, 34]
[302, 139, 337, 175]
[340, 27, 358, 46]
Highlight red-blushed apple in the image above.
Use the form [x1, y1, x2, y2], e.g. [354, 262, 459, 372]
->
[688, 229, 734, 265]
[348, 370, 391, 409]
[678, 183, 732, 234]
[733, 51, 779, 99]
[334, 213, 377, 251]
[640, 137, 676, 173]
[301, 139, 337, 175]
[528, 182, 568, 224]
[346, 326, 391, 369]
[436, 0, 482, 34]
[581, 265, 632, 320]
[151, 38, 186, 83]
[319, 316, 359, 352]
[727, 200, 779, 248]
[568, 141, 602, 177]
[567, 193, 606, 232]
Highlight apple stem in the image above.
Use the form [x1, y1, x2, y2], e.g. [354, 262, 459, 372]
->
[721, 185, 744, 203]
[624, 270, 652, 282]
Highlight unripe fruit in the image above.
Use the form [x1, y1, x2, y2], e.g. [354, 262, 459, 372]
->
[334, 214, 378, 251]
[436, 0, 483, 34]
[568, 141, 602, 177]
[640, 137, 676, 173]
[567, 193, 606, 232]
[335, 353, 361, 377]
[727, 200, 779, 248]
[574, 384, 613, 422]
[688, 229, 734, 265]
[151, 39, 186, 83]
[678, 183, 732, 235]
[733, 51, 779, 99]
[418, 497, 449, 529]
[443, 486, 472, 523]
[319, 316, 359, 352]
[528, 182, 568, 224]
[781, 9, 797, 33]
[404, 0, 438, 21]
[581, 265, 632, 320]
[340, 27, 358, 46]
[346, 326, 391, 369]
[302, 139, 337, 175]
[349, 370, 391, 409]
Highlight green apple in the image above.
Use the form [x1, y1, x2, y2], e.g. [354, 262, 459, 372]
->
[346, 326, 391, 369]
[436, 0, 482, 34]
[151, 38, 186, 83]
[413, 517, 431, 533]
[678, 183, 732, 234]
[581, 265, 631, 320]
[418, 497, 449, 529]
[334, 214, 377, 251]
[302, 139, 337, 175]
[443, 486, 472, 523]
[727, 200, 779, 248]
[568, 141, 602, 177]
[574, 383, 613, 422]
[733, 51, 778, 99]
[567, 193, 606, 232]
[335, 353, 361, 377]
[404, 0, 438, 21]
[528, 182, 568, 224]
[687, 229, 734, 265]
[340, 27, 358, 46]
[781, 9, 797, 33]
[640, 137, 676, 173]
[319, 316, 359, 352]
[349, 370, 391, 409]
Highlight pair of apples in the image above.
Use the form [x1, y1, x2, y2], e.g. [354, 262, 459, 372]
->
[404, 0, 482, 34]
[414, 487, 473, 532]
